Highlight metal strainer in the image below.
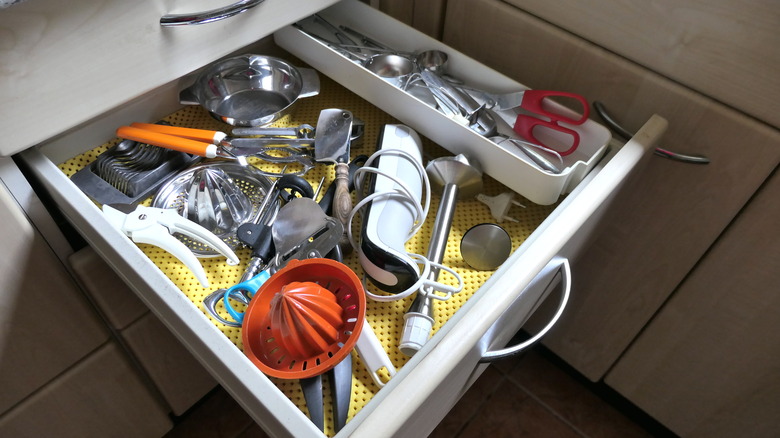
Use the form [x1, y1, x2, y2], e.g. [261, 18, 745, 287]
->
[152, 162, 275, 257]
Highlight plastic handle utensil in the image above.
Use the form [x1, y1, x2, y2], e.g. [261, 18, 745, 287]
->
[518, 90, 590, 125]
[116, 126, 219, 158]
[130, 122, 228, 143]
[512, 90, 590, 156]
[513, 117, 582, 156]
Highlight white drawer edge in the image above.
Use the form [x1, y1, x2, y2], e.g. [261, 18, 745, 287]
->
[16, 147, 323, 437]
[17, 111, 666, 437]
[344, 115, 668, 437]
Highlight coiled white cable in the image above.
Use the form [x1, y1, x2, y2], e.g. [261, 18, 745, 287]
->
[347, 148, 464, 302]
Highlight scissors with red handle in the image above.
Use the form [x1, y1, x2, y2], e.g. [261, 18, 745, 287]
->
[472, 89, 590, 156]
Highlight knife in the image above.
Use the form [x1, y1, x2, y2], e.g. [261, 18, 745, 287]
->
[314, 109, 354, 244]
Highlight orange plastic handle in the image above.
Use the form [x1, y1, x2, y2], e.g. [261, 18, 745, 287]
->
[116, 126, 217, 158]
[129, 122, 226, 143]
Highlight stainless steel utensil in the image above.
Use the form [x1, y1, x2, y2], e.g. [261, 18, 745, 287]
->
[152, 162, 273, 256]
[179, 54, 320, 127]
[71, 138, 199, 205]
[300, 350, 352, 432]
[364, 54, 417, 88]
[185, 167, 253, 235]
[271, 197, 344, 267]
[419, 69, 497, 137]
[313, 109, 354, 243]
[489, 135, 562, 174]
[400, 154, 483, 356]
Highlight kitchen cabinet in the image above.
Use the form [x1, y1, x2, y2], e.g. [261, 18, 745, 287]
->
[0, 171, 109, 414]
[406, 0, 780, 434]
[0, 160, 172, 437]
[439, 0, 780, 377]
[68, 246, 218, 416]
[2, 0, 668, 437]
[372, 0, 447, 38]
[0, 0, 340, 156]
[606, 168, 780, 437]
[0, 343, 173, 437]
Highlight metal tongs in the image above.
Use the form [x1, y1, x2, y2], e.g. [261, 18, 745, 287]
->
[115, 122, 318, 172]
[103, 203, 239, 288]
[115, 120, 365, 175]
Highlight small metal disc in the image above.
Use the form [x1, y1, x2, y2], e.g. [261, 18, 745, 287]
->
[460, 223, 512, 271]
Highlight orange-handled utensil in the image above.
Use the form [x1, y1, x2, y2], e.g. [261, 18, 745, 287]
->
[129, 122, 229, 144]
[116, 125, 219, 158]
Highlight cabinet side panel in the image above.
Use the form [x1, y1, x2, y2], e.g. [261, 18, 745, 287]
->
[0, 343, 173, 437]
[501, 0, 780, 129]
[443, 0, 780, 380]
[0, 183, 108, 413]
[606, 168, 780, 437]
[375, 0, 446, 38]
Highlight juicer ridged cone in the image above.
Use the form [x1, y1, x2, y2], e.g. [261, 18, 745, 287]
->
[266, 282, 344, 360]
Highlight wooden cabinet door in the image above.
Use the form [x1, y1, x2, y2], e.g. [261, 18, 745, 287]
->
[605, 168, 780, 437]
[0, 343, 172, 437]
[499, 0, 780, 130]
[442, 0, 780, 380]
[0, 182, 108, 413]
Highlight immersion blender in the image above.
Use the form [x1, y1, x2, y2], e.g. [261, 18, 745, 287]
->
[399, 154, 483, 356]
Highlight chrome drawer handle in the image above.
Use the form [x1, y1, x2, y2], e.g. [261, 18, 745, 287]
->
[479, 257, 571, 363]
[160, 0, 266, 26]
[593, 101, 710, 164]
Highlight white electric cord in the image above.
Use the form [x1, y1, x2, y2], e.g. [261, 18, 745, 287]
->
[347, 148, 464, 302]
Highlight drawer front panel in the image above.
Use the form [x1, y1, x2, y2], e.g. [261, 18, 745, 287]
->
[0, 0, 340, 156]
[346, 116, 665, 437]
[500, 0, 780, 130]
[0, 182, 109, 413]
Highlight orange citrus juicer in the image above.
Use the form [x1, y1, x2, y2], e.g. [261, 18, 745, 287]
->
[242, 258, 366, 379]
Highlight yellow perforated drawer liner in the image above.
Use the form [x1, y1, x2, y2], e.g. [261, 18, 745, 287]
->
[58, 76, 556, 436]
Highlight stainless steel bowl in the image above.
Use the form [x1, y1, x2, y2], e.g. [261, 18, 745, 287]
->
[179, 54, 320, 127]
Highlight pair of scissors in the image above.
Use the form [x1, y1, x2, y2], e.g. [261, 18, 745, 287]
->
[469, 88, 590, 156]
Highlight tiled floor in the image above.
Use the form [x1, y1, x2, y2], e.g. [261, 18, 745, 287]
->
[164, 346, 673, 438]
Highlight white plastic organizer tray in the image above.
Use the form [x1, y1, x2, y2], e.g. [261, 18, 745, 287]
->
[274, 0, 611, 205]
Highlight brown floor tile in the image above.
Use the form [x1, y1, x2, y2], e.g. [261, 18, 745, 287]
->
[457, 378, 582, 438]
[164, 386, 255, 438]
[490, 352, 525, 375]
[430, 365, 506, 437]
[488, 334, 535, 375]
[165, 349, 659, 438]
[508, 349, 652, 438]
[236, 423, 272, 438]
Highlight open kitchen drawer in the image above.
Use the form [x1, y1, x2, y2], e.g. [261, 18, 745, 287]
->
[10, 2, 666, 437]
